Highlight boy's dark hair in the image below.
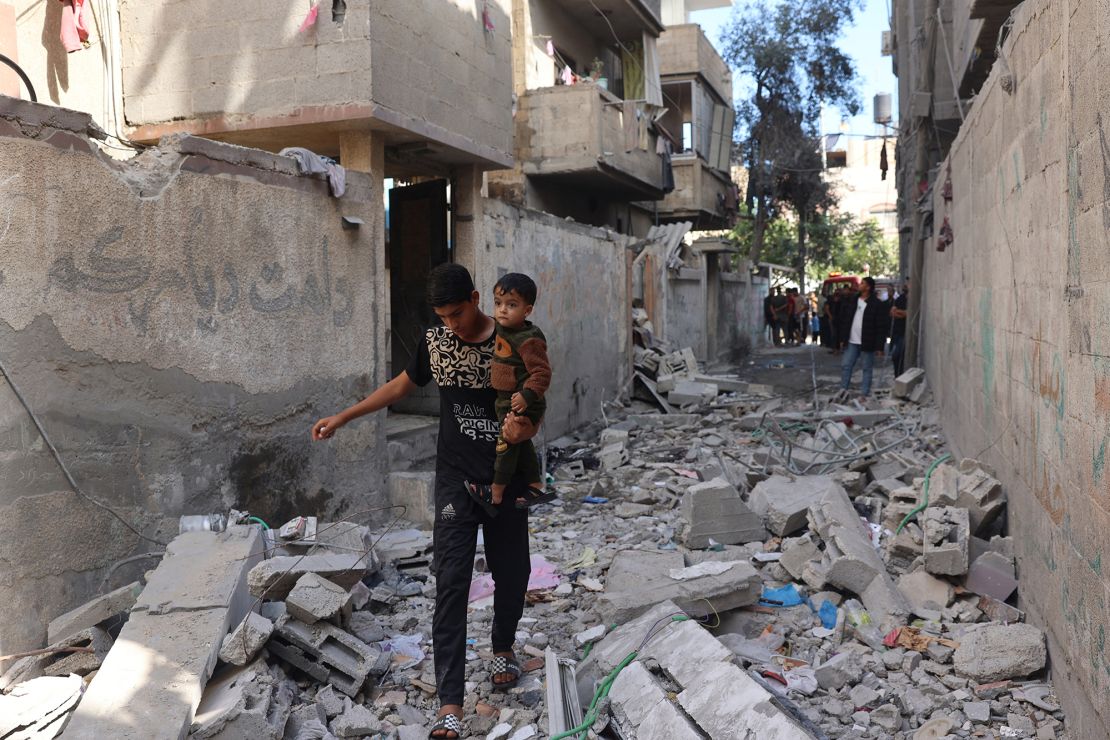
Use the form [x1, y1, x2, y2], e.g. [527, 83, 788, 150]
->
[862, 276, 876, 291]
[427, 263, 475, 307]
[493, 272, 537, 305]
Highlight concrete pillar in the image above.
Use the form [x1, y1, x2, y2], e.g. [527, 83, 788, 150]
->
[452, 164, 486, 283]
[339, 130, 389, 385]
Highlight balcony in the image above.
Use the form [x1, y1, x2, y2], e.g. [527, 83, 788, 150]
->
[655, 156, 734, 228]
[516, 84, 665, 200]
[555, 0, 664, 37]
[657, 24, 732, 104]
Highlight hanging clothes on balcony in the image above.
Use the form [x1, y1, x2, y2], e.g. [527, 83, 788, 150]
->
[657, 137, 675, 194]
[58, 0, 91, 53]
[622, 40, 645, 101]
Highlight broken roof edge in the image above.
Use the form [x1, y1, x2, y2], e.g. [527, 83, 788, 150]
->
[0, 95, 374, 202]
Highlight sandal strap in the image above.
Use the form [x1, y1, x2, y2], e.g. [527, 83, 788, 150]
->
[430, 712, 464, 738]
[491, 655, 522, 676]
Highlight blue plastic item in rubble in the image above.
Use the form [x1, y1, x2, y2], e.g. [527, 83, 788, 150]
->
[817, 599, 838, 629]
[759, 583, 805, 607]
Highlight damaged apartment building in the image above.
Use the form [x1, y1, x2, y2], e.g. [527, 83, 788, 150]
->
[0, 0, 753, 685]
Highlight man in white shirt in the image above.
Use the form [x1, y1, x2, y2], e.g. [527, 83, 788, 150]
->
[839, 277, 891, 399]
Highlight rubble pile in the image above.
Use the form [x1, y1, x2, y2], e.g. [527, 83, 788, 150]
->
[0, 357, 1071, 739]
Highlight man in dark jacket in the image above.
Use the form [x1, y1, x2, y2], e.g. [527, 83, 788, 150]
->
[839, 277, 891, 398]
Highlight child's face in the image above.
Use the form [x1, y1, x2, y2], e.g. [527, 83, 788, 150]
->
[493, 288, 533, 328]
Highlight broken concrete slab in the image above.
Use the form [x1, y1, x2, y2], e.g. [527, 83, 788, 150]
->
[955, 466, 1006, 535]
[190, 659, 290, 739]
[964, 551, 1019, 602]
[0, 674, 84, 739]
[64, 526, 264, 740]
[804, 484, 910, 632]
[0, 626, 113, 691]
[269, 618, 390, 697]
[597, 550, 761, 624]
[779, 534, 821, 581]
[680, 477, 767, 548]
[219, 611, 275, 667]
[595, 601, 818, 738]
[248, 554, 370, 600]
[285, 573, 352, 625]
[893, 368, 926, 398]
[332, 703, 380, 737]
[954, 623, 1046, 682]
[897, 570, 954, 616]
[598, 442, 630, 470]
[749, 475, 840, 536]
[47, 580, 142, 645]
[668, 379, 718, 406]
[923, 507, 970, 576]
[815, 652, 861, 690]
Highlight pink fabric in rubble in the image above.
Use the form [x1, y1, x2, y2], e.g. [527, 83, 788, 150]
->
[469, 554, 560, 602]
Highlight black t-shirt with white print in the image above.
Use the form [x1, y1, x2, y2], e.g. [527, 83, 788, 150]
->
[405, 325, 502, 487]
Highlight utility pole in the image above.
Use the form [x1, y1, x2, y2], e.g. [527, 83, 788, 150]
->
[904, 0, 938, 368]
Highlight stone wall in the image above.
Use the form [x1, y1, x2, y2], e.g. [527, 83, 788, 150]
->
[472, 200, 633, 437]
[921, 1, 1110, 734]
[0, 97, 387, 661]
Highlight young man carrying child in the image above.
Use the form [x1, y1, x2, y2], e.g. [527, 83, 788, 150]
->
[465, 273, 556, 513]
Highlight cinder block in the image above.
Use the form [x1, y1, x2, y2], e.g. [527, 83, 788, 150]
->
[387, 471, 436, 527]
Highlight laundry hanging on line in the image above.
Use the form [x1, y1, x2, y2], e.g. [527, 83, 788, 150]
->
[58, 0, 91, 53]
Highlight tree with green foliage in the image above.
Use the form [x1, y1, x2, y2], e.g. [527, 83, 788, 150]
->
[721, 0, 863, 289]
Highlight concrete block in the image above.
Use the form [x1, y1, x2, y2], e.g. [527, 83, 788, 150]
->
[48, 581, 142, 645]
[270, 618, 389, 697]
[655, 373, 676, 392]
[599, 427, 631, 445]
[779, 535, 821, 580]
[923, 507, 970, 576]
[749, 475, 840, 536]
[597, 550, 761, 624]
[593, 601, 815, 738]
[892, 367, 926, 398]
[219, 612, 275, 666]
[693, 374, 747, 392]
[285, 573, 352, 625]
[681, 477, 768, 548]
[387, 471, 436, 527]
[953, 624, 1046, 682]
[668, 379, 718, 406]
[955, 467, 1006, 534]
[0, 627, 112, 691]
[333, 704, 380, 737]
[598, 442, 630, 470]
[805, 485, 910, 632]
[248, 554, 370, 600]
[65, 526, 264, 740]
[964, 551, 1019, 602]
[897, 570, 954, 616]
[815, 652, 860, 690]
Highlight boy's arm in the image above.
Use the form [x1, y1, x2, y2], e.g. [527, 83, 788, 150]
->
[518, 337, 552, 406]
[312, 371, 417, 439]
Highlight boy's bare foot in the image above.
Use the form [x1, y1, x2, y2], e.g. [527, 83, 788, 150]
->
[490, 483, 506, 505]
[430, 705, 463, 739]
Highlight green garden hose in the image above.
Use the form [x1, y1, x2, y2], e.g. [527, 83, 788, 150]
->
[248, 516, 270, 529]
[894, 453, 953, 535]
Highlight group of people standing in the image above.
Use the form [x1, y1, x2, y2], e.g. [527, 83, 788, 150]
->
[764, 277, 911, 400]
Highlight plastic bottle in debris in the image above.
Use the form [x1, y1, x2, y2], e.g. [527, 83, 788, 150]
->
[179, 514, 227, 534]
[841, 598, 885, 651]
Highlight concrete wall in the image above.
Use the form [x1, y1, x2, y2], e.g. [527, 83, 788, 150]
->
[719, 271, 766, 361]
[0, 97, 387, 661]
[115, 0, 512, 163]
[921, 1, 1110, 735]
[470, 199, 633, 437]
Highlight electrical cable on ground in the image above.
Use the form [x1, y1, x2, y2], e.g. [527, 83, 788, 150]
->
[0, 355, 168, 547]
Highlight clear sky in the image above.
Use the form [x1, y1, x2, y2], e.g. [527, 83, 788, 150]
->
[691, 0, 898, 138]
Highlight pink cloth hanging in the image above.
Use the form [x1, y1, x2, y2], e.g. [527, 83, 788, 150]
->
[59, 0, 91, 53]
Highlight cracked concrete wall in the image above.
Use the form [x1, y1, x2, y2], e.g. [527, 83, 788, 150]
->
[472, 199, 632, 438]
[922, 1, 1110, 735]
[0, 97, 387, 663]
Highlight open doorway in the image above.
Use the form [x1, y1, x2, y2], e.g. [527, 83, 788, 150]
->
[388, 179, 449, 416]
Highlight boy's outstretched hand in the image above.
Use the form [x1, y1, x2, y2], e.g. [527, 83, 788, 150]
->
[312, 415, 344, 440]
[510, 392, 528, 413]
